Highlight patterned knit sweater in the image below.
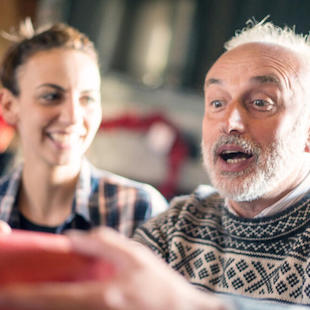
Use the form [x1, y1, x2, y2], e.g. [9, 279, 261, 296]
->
[134, 185, 310, 306]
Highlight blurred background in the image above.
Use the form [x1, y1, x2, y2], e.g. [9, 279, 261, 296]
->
[1, 0, 310, 200]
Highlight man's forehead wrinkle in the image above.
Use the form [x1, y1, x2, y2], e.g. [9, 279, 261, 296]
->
[204, 73, 282, 91]
[203, 43, 310, 103]
[255, 45, 306, 92]
[205, 56, 301, 93]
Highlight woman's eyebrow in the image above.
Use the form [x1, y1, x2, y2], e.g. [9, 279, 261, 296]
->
[36, 83, 65, 91]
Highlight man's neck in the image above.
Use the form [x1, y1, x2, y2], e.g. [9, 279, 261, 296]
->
[227, 195, 288, 218]
[228, 184, 309, 218]
[227, 158, 310, 218]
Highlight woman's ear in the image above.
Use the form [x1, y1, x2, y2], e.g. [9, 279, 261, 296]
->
[0, 88, 19, 126]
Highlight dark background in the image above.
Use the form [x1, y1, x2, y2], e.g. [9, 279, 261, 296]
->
[1, 0, 310, 198]
[63, 0, 310, 93]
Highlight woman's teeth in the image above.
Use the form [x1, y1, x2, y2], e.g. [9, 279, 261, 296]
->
[49, 133, 81, 144]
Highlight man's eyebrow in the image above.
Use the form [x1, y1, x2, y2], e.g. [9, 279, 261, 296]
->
[204, 78, 222, 89]
[36, 83, 65, 91]
[204, 75, 280, 90]
[250, 75, 280, 85]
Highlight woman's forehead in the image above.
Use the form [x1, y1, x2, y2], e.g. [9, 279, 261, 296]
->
[17, 48, 101, 90]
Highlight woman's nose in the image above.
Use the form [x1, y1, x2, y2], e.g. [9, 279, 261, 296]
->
[59, 96, 83, 124]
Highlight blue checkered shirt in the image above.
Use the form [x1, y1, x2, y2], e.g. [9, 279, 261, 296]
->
[0, 160, 168, 236]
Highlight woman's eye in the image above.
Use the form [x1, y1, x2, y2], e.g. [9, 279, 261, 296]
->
[40, 92, 62, 102]
[81, 96, 95, 105]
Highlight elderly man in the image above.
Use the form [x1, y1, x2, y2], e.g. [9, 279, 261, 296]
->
[135, 19, 310, 304]
[0, 19, 310, 310]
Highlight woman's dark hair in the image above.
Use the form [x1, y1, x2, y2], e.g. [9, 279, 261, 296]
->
[0, 20, 99, 96]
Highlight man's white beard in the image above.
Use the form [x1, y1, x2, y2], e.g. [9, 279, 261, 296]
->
[202, 127, 307, 202]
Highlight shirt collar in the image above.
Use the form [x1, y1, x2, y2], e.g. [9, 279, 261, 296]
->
[74, 159, 92, 222]
[0, 161, 94, 224]
[0, 164, 23, 222]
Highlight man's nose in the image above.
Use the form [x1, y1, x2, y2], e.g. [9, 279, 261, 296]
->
[224, 105, 245, 135]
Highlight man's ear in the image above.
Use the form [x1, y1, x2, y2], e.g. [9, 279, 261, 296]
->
[0, 88, 19, 126]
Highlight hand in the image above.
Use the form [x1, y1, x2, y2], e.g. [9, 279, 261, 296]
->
[0, 220, 11, 234]
[0, 228, 228, 310]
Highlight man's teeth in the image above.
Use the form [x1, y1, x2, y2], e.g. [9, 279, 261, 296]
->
[220, 149, 252, 163]
[226, 157, 247, 164]
[221, 150, 250, 155]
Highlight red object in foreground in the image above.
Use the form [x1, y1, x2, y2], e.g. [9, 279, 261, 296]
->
[0, 230, 114, 286]
[0, 113, 15, 153]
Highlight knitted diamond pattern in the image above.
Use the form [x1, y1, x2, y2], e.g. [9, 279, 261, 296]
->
[134, 189, 310, 305]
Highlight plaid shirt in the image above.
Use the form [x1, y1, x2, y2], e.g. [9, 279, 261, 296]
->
[0, 160, 168, 237]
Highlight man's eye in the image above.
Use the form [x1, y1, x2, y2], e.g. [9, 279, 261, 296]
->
[251, 99, 274, 111]
[210, 100, 224, 109]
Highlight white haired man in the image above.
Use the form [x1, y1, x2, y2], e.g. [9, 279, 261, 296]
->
[135, 19, 310, 304]
[1, 19, 310, 310]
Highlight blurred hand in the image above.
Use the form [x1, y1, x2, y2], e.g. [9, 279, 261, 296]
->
[0, 228, 228, 310]
[0, 220, 11, 234]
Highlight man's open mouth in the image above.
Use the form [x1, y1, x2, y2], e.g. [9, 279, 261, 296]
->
[218, 148, 254, 164]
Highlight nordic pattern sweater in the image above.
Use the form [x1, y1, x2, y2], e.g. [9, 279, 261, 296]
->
[134, 186, 310, 306]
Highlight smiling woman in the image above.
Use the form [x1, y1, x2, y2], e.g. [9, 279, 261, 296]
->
[0, 20, 167, 236]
